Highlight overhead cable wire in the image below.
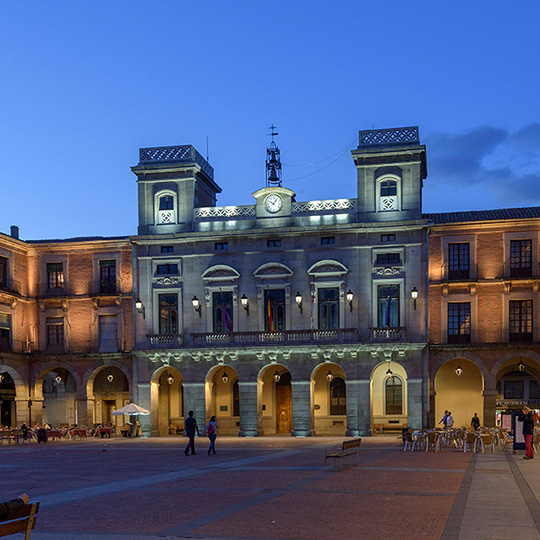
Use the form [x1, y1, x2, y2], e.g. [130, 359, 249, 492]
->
[283, 137, 357, 167]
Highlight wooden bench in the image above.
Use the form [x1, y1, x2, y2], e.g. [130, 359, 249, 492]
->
[0, 502, 39, 539]
[324, 438, 362, 469]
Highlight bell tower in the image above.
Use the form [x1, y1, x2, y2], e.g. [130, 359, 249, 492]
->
[266, 124, 282, 187]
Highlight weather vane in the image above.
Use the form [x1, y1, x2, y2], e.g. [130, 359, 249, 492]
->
[266, 124, 282, 187]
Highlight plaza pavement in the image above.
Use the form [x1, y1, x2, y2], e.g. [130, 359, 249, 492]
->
[1, 434, 539, 540]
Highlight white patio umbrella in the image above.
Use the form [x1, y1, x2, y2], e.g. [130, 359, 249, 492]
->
[112, 403, 150, 416]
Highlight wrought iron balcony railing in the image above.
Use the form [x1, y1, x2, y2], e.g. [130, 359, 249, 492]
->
[139, 145, 214, 180]
[36, 282, 69, 297]
[504, 261, 540, 280]
[88, 280, 118, 296]
[439, 264, 478, 282]
[0, 339, 33, 353]
[0, 278, 20, 295]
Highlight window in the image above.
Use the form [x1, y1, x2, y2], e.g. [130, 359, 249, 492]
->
[448, 303, 471, 344]
[375, 253, 402, 266]
[378, 284, 399, 327]
[504, 379, 524, 400]
[385, 376, 403, 415]
[98, 315, 118, 352]
[161, 246, 174, 254]
[321, 236, 335, 245]
[47, 263, 64, 289]
[318, 288, 339, 329]
[215, 242, 228, 251]
[159, 195, 174, 210]
[509, 299, 533, 342]
[379, 179, 398, 211]
[233, 380, 240, 416]
[99, 260, 116, 294]
[380, 180, 397, 196]
[267, 239, 281, 248]
[156, 264, 178, 275]
[0, 314, 11, 352]
[159, 294, 178, 334]
[448, 243, 469, 280]
[46, 317, 64, 346]
[264, 289, 285, 331]
[330, 377, 346, 415]
[381, 234, 395, 242]
[530, 380, 540, 400]
[212, 292, 233, 333]
[0, 257, 7, 287]
[510, 240, 532, 278]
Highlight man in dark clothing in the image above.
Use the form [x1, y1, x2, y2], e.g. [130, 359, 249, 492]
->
[184, 410, 200, 456]
[518, 406, 535, 459]
[471, 413, 480, 430]
[0, 493, 29, 520]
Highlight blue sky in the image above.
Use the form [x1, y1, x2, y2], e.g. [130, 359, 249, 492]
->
[1, 2, 539, 240]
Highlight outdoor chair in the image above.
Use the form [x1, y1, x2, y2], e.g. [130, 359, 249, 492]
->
[477, 433, 495, 453]
[403, 431, 414, 451]
[425, 431, 440, 452]
[533, 433, 540, 454]
[463, 432, 478, 453]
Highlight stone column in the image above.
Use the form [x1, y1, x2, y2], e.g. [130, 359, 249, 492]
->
[483, 389, 497, 427]
[136, 383, 152, 437]
[182, 382, 206, 428]
[76, 397, 94, 429]
[238, 381, 258, 437]
[291, 380, 312, 437]
[345, 379, 371, 436]
[407, 378, 424, 430]
[428, 390, 437, 428]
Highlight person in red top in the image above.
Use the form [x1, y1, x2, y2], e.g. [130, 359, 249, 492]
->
[518, 406, 535, 460]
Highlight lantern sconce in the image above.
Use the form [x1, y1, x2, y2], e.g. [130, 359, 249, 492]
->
[518, 360, 526, 371]
[107, 373, 114, 383]
[327, 370, 334, 382]
[0, 372, 5, 383]
[455, 365, 463, 377]
[411, 287, 418, 310]
[55, 375, 62, 384]
[222, 372, 229, 384]
[295, 292, 303, 314]
[346, 290, 354, 312]
[192, 295, 202, 317]
[135, 298, 145, 319]
[273, 370, 281, 383]
[386, 367, 393, 379]
[167, 373, 174, 385]
[241, 294, 249, 316]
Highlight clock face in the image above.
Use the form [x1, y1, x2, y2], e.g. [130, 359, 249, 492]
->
[265, 194, 283, 213]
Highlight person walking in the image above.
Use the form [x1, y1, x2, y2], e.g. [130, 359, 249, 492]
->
[471, 413, 480, 430]
[202, 415, 218, 455]
[446, 412, 454, 428]
[184, 410, 200, 456]
[439, 410, 449, 428]
[518, 406, 535, 460]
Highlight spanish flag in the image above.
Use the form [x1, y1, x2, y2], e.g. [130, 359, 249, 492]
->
[267, 297, 274, 332]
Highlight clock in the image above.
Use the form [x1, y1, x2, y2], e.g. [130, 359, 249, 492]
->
[265, 194, 283, 213]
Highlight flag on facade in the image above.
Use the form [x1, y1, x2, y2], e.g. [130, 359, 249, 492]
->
[385, 295, 392, 327]
[267, 297, 274, 331]
[222, 301, 233, 333]
[310, 290, 315, 330]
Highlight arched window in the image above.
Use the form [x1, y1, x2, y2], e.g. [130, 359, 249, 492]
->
[232, 380, 239, 416]
[380, 180, 397, 197]
[378, 177, 399, 211]
[330, 377, 346, 415]
[156, 192, 176, 224]
[159, 195, 174, 210]
[385, 376, 402, 415]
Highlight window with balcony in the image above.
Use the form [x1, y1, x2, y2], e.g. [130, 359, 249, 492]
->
[448, 303, 471, 344]
[264, 289, 285, 331]
[47, 263, 64, 290]
[99, 260, 116, 294]
[385, 376, 403, 415]
[99, 315, 118, 352]
[330, 377, 346, 415]
[0, 257, 7, 289]
[159, 294, 178, 334]
[156, 264, 178, 275]
[379, 179, 398, 211]
[212, 292, 233, 333]
[157, 193, 176, 224]
[510, 239, 532, 278]
[46, 317, 64, 348]
[509, 299, 533, 342]
[0, 313, 11, 352]
[378, 284, 399, 328]
[448, 243, 469, 280]
[318, 288, 339, 329]
[375, 253, 402, 266]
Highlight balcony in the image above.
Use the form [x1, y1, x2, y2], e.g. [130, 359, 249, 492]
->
[188, 329, 359, 348]
[37, 282, 69, 297]
[37, 340, 126, 355]
[0, 338, 33, 353]
[88, 280, 118, 296]
[146, 334, 183, 348]
[369, 327, 406, 342]
[440, 264, 478, 282]
[504, 261, 540, 280]
[0, 278, 20, 295]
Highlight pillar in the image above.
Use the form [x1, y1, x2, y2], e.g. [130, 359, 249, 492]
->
[136, 382, 152, 437]
[76, 397, 94, 428]
[291, 380, 311, 436]
[407, 378, 423, 430]
[238, 381, 258, 437]
[182, 382, 206, 428]
[483, 389, 497, 427]
[345, 379, 370, 436]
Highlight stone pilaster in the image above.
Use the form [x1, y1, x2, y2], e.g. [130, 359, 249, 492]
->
[238, 381, 258, 437]
[291, 380, 312, 437]
[407, 378, 423, 430]
[182, 382, 206, 429]
[76, 397, 94, 429]
[136, 383, 152, 437]
[483, 389, 497, 427]
[345, 379, 371, 436]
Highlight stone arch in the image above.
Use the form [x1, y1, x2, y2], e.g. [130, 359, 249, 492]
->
[201, 264, 241, 283]
[0, 364, 26, 396]
[150, 365, 183, 436]
[257, 364, 291, 435]
[311, 362, 346, 436]
[371, 361, 408, 432]
[253, 263, 293, 280]
[307, 260, 349, 278]
[205, 364, 239, 435]
[33, 361, 82, 400]
[491, 351, 540, 377]
[0, 364, 25, 427]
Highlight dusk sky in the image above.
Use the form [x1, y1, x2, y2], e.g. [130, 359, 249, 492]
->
[1, 2, 539, 240]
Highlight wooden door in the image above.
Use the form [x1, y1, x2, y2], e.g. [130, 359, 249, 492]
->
[276, 386, 292, 433]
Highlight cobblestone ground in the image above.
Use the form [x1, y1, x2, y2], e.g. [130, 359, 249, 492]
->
[0, 435, 502, 540]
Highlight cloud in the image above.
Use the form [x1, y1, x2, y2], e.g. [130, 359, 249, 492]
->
[425, 123, 540, 207]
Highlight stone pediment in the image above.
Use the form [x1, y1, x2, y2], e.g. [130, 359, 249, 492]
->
[307, 260, 348, 278]
[253, 263, 293, 280]
[202, 265, 240, 283]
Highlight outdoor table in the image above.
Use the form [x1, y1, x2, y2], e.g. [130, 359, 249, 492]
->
[95, 427, 112, 438]
[47, 429, 63, 440]
[69, 429, 87, 439]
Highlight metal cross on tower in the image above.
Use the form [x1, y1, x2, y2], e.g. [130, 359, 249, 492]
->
[266, 124, 282, 187]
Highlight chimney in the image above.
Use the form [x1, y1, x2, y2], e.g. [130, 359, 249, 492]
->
[10, 225, 19, 239]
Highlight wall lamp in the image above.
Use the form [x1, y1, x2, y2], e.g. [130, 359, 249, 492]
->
[346, 290, 354, 312]
[167, 372, 174, 385]
[273, 370, 281, 383]
[455, 365, 463, 377]
[518, 360, 526, 371]
[295, 292, 303, 313]
[107, 373, 114, 383]
[411, 287, 418, 310]
[192, 295, 202, 317]
[326, 370, 334, 382]
[241, 294, 249, 316]
[222, 371, 229, 383]
[135, 298, 145, 319]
